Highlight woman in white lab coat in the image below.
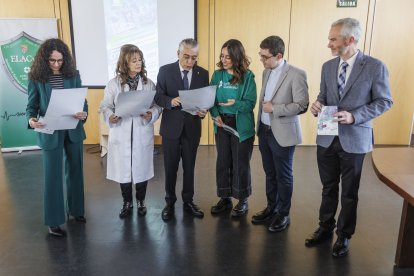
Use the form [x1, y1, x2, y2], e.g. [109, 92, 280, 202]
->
[101, 44, 161, 218]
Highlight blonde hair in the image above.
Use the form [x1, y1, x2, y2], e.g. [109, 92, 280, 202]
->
[115, 44, 148, 85]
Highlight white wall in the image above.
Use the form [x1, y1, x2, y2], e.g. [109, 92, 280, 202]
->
[70, 0, 195, 87]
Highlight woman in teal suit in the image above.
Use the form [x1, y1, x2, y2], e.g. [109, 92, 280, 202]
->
[26, 38, 88, 237]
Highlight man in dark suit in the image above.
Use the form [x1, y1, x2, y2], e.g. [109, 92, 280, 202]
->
[305, 18, 393, 257]
[155, 38, 209, 221]
[252, 36, 309, 232]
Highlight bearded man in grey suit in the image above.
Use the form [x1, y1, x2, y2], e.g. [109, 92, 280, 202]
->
[252, 36, 309, 232]
[305, 18, 393, 257]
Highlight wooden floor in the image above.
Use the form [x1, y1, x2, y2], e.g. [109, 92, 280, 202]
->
[0, 145, 413, 276]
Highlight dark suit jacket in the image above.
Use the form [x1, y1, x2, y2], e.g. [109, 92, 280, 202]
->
[155, 61, 209, 139]
[26, 72, 88, 150]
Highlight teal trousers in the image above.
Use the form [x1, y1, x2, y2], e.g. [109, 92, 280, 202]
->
[42, 130, 85, 227]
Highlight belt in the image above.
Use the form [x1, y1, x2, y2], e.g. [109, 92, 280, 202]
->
[220, 113, 236, 118]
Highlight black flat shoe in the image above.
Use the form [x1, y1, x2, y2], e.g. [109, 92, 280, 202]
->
[66, 212, 86, 223]
[211, 198, 233, 214]
[161, 204, 174, 221]
[268, 215, 290, 232]
[305, 227, 333, 247]
[332, 236, 350, 257]
[251, 207, 274, 224]
[231, 199, 248, 217]
[119, 202, 133, 218]
[137, 200, 147, 216]
[183, 202, 204, 218]
[48, 226, 66, 237]
[74, 216, 86, 223]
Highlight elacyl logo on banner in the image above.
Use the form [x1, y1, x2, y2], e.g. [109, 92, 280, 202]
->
[0, 32, 41, 94]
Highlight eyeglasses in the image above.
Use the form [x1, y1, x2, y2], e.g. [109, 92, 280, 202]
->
[258, 53, 275, 61]
[49, 59, 64, 64]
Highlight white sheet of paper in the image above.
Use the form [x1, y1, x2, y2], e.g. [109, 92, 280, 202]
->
[115, 90, 156, 118]
[212, 117, 240, 138]
[34, 123, 54, 134]
[222, 123, 240, 138]
[39, 88, 87, 131]
[179, 85, 217, 115]
[317, 106, 338, 135]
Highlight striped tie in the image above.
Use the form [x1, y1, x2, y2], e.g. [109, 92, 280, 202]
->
[338, 62, 348, 97]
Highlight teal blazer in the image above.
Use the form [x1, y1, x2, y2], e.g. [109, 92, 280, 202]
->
[26, 72, 88, 150]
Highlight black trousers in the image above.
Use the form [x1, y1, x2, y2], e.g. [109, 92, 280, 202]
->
[120, 181, 148, 203]
[317, 137, 365, 238]
[162, 125, 200, 205]
[215, 115, 254, 200]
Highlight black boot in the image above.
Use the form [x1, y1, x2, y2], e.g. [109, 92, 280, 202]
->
[119, 183, 133, 218]
[231, 199, 248, 217]
[135, 181, 148, 216]
[211, 198, 233, 214]
[137, 200, 147, 216]
[119, 201, 133, 218]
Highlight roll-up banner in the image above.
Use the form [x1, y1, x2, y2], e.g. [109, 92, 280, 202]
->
[0, 18, 57, 152]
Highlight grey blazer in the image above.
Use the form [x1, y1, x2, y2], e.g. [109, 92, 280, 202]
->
[316, 51, 393, 154]
[256, 62, 309, 147]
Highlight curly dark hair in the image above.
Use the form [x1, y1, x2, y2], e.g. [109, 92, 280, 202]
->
[115, 44, 148, 86]
[29, 38, 76, 82]
[216, 39, 250, 85]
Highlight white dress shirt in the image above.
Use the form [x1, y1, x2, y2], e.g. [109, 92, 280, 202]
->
[261, 60, 285, 126]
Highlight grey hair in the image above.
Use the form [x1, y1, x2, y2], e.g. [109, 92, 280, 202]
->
[332, 18, 362, 43]
[178, 38, 198, 52]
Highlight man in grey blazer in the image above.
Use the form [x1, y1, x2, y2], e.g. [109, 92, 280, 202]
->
[305, 18, 393, 257]
[252, 36, 309, 232]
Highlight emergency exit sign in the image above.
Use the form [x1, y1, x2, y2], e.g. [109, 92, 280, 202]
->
[337, 0, 357, 7]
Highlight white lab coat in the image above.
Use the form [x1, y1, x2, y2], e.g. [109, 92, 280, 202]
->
[100, 76, 162, 183]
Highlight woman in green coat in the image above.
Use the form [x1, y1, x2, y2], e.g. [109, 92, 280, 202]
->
[210, 39, 257, 217]
[26, 38, 88, 237]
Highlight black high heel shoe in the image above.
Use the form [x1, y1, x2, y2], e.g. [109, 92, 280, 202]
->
[74, 216, 86, 223]
[66, 213, 87, 223]
[48, 226, 66, 237]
